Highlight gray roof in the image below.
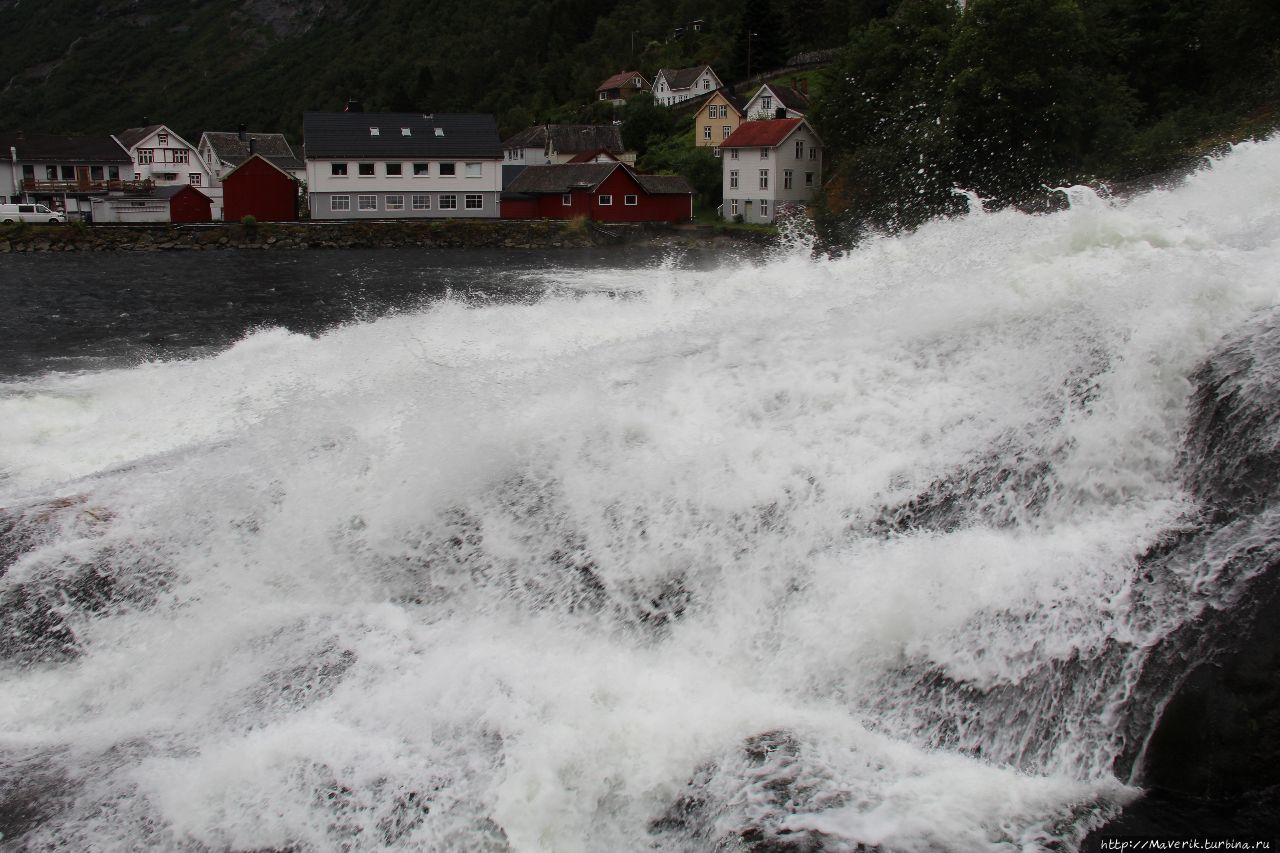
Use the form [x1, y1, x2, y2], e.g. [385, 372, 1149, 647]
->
[501, 124, 625, 156]
[762, 83, 810, 113]
[505, 163, 692, 196]
[203, 131, 303, 171]
[656, 65, 713, 91]
[506, 163, 617, 193]
[116, 124, 166, 150]
[0, 132, 132, 163]
[302, 112, 501, 159]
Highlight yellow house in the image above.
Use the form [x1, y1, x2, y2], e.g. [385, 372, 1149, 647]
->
[693, 89, 749, 148]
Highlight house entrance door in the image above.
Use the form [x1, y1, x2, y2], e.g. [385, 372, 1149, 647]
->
[75, 166, 91, 191]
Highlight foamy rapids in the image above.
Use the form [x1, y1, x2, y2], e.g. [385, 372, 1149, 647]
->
[2, 138, 1279, 851]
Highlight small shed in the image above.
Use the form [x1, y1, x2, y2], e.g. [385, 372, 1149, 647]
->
[222, 154, 299, 222]
[89, 185, 213, 223]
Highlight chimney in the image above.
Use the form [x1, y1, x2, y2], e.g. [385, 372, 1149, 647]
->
[238, 124, 247, 143]
[800, 79, 809, 95]
[344, 99, 363, 113]
[248, 137, 257, 155]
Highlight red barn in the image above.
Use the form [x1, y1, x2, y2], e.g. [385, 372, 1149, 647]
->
[501, 163, 692, 223]
[222, 154, 299, 222]
[155, 184, 213, 223]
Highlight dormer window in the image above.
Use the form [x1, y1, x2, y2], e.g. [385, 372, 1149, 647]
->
[370, 127, 381, 136]
[434, 128, 444, 137]
[401, 127, 411, 136]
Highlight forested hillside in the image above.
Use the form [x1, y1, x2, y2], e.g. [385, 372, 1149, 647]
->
[0, 0, 844, 140]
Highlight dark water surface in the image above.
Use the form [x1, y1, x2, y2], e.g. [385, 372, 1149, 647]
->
[0, 246, 720, 379]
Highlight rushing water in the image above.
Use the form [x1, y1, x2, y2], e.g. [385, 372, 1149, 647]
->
[1, 139, 1279, 851]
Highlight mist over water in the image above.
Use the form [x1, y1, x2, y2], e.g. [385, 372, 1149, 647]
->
[2, 139, 1279, 851]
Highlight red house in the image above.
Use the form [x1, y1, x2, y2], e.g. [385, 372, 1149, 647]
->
[222, 154, 298, 222]
[501, 163, 692, 223]
[156, 184, 212, 223]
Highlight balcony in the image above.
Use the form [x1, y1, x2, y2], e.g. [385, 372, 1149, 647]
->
[20, 178, 154, 195]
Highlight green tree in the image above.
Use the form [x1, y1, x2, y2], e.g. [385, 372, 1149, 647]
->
[729, 0, 787, 82]
[620, 92, 676, 156]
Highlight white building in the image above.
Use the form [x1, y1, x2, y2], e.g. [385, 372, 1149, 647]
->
[652, 65, 722, 106]
[303, 111, 502, 219]
[718, 118, 822, 224]
[114, 124, 220, 216]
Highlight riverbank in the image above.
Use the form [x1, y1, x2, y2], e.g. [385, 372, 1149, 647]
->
[0, 219, 775, 254]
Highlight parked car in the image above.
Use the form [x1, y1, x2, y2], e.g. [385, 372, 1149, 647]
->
[0, 203, 66, 223]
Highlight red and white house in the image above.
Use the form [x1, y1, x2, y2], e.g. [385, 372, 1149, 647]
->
[222, 153, 299, 222]
[501, 163, 692, 223]
[718, 118, 822, 224]
[114, 124, 218, 212]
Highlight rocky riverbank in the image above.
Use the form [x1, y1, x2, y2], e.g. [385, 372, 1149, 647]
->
[0, 219, 773, 254]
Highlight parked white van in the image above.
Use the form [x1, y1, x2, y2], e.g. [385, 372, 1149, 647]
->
[0, 203, 66, 223]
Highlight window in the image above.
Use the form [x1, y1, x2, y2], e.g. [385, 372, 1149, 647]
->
[412, 194, 430, 210]
[401, 127, 411, 136]
[730, 199, 738, 215]
[761, 199, 769, 218]
[91, 166, 104, 180]
[703, 126, 712, 141]
[331, 162, 348, 176]
[805, 171, 815, 188]
[729, 170, 738, 189]
[139, 149, 153, 165]
[358, 194, 377, 211]
[562, 194, 572, 206]
[189, 173, 202, 186]
[624, 194, 638, 206]
[21, 164, 34, 180]
[414, 163, 429, 176]
[386, 194, 404, 210]
[134, 172, 141, 181]
[369, 127, 380, 136]
[45, 165, 56, 180]
[795, 139, 804, 159]
[759, 169, 769, 190]
[465, 162, 483, 178]
[60, 165, 75, 180]
[762, 96, 773, 111]
[331, 195, 351, 211]
[109, 166, 120, 180]
[809, 147, 818, 160]
[439, 162, 456, 176]
[729, 149, 739, 160]
[158, 132, 168, 144]
[465, 194, 483, 209]
[386, 163, 402, 177]
[723, 126, 732, 139]
[173, 150, 189, 164]
[784, 170, 793, 189]
[598, 195, 612, 206]
[703, 78, 710, 89]
[439, 194, 457, 210]
[761, 148, 769, 159]
[599, 91, 608, 100]
[358, 163, 375, 177]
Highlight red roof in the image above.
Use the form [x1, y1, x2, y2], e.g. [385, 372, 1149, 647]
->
[597, 70, 647, 91]
[718, 118, 804, 148]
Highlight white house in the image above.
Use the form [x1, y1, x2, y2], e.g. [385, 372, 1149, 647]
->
[0, 131, 137, 219]
[652, 65, 722, 106]
[718, 118, 822, 224]
[303, 111, 502, 219]
[114, 124, 219, 215]
[743, 82, 811, 121]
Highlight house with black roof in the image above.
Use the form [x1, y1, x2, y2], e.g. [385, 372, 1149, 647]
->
[302, 111, 502, 220]
[652, 65, 722, 106]
[0, 132, 137, 219]
[502, 125, 635, 166]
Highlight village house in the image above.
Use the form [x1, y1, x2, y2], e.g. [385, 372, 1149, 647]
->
[693, 89, 748, 147]
[595, 71, 651, 105]
[652, 65, 722, 106]
[198, 129, 304, 221]
[744, 82, 810, 120]
[303, 111, 502, 219]
[502, 125, 635, 166]
[718, 117, 822, 224]
[0, 131, 138, 220]
[115, 124, 217, 200]
[501, 162, 692, 223]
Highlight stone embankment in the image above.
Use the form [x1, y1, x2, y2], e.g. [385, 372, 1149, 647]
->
[0, 219, 772, 253]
